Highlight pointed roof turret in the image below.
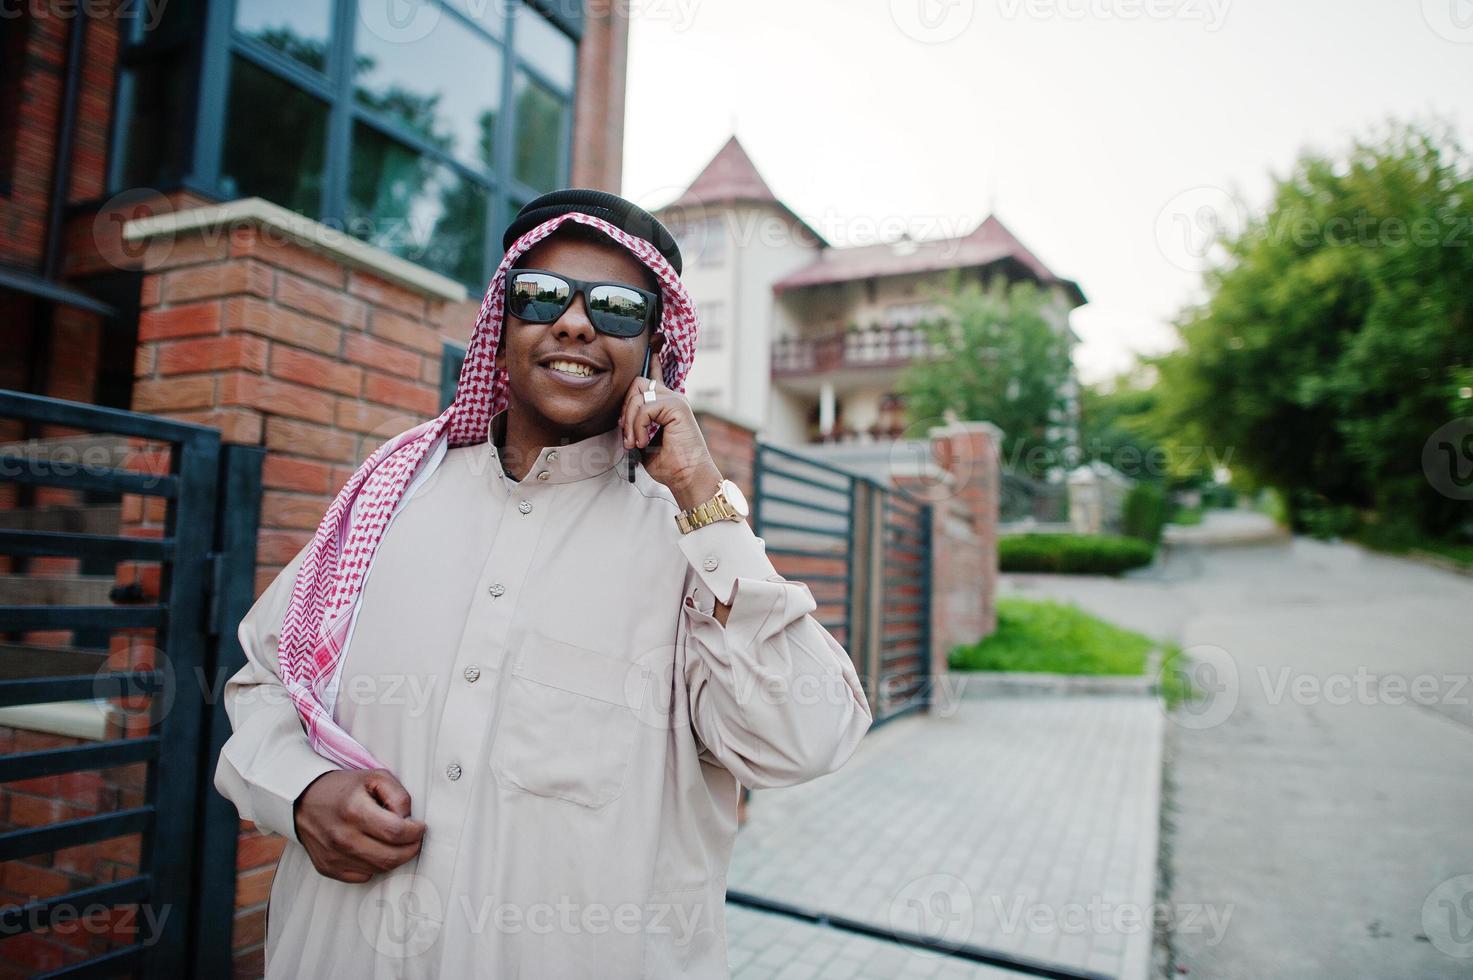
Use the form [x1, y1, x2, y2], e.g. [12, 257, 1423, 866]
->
[661, 136, 828, 247]
[672, 136, 781, 208]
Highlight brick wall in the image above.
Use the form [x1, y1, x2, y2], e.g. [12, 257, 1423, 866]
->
[882, 422, 1002, 691]
[130, 221, 456, 601]
[692, 409, 756, 504]
[571, 5, 629, 192]
[0, 4, 121, 270]
[125, 207, 460, 975]
[927, 421, 1001, 642]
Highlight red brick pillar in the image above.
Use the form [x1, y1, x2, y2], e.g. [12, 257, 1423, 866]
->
[691, 408, 756, 504]
[123, 199, 467, 977]
[929, 421, 1002, 641]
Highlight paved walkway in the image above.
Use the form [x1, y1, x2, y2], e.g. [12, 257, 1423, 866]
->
[1004, 514, 1473, 978]
[727, 905, 1023, 979]
[727, 697, 1164, 979]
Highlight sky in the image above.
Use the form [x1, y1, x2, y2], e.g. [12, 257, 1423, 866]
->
[622, 0, 1473, 383]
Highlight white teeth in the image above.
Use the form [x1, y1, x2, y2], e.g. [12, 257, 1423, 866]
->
[547, 360, 595, 378]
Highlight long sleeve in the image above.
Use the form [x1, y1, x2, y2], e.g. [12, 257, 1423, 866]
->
[675, 517, 873, 790]
[213, 546, 341, 843]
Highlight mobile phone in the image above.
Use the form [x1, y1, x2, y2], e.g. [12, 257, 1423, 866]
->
[628, 344, 653, 483]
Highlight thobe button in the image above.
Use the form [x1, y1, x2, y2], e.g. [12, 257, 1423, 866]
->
[446, 762, 463, 781]
[536, 470, 550, 481]
[518, 499, 533, 514]
[488, 583, 505, 597]
[547, 450, 559, 461]
[703, 555, 720, 572]
[464, 665, 481, 683]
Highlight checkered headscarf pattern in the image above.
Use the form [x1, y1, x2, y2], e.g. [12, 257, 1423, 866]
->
[275, 212, 700, 770]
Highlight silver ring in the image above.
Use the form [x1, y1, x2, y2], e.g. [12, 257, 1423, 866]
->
[643, 378, 657, 404]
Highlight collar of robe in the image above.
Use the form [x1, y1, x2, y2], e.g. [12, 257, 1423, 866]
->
[486, 406, 629, 486]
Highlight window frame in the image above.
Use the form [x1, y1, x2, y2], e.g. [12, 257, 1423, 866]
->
[110, 0, 581, 292]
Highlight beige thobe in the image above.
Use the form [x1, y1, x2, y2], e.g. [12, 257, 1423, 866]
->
[214, 409, 873, 978]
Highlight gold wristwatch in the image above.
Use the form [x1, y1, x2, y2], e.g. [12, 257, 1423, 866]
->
[675, 477, 750, 534]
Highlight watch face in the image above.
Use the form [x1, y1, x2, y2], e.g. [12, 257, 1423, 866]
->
[720, 478, 750, 517]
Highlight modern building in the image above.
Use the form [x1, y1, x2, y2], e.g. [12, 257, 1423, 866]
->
[4, 0, 627, 414]
[658, 137, 1087, 451]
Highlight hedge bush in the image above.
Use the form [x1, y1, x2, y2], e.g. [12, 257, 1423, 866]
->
[998, 533, 1156, 575]
[1122, 483, 1169, 544]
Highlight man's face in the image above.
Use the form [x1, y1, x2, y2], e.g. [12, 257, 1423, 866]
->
[498, 231, 664, 437]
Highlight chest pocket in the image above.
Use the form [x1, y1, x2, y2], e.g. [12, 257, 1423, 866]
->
[490, 632, 652, 809]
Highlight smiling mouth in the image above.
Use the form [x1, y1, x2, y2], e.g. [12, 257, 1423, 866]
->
[542, 359, 605, 381]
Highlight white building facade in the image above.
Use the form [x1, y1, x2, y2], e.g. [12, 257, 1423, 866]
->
[656, 137, 1086, 451]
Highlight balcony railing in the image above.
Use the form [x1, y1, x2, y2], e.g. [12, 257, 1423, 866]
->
[772, 323, 946, 376]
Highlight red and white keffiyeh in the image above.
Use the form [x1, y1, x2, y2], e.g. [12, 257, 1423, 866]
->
[276, 212, 700, 770]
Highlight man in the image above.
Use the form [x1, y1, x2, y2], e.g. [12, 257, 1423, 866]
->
[215, 189, 873, 978]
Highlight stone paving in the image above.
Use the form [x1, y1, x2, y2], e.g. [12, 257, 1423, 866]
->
[726, 697, 1164, 979]
[1005, 518, 1473, 978]
[727, 904, 1023, 979]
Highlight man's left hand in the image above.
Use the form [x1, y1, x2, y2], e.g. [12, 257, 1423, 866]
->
[620, 376, 723, 510]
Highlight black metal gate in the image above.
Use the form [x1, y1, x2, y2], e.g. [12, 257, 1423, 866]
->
[753, 442, 932, 725]
[752, 443, 857, 649]
[877, 491, 932, 722]
[0, 390, 262, 978]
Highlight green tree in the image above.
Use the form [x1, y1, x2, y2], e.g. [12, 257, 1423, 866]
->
[898, 276, 1073, 478]
[1081, 373, 1221, 487]
[1153, 119, 1473, 535]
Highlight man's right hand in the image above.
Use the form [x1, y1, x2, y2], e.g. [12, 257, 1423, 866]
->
[293, 769, 427, 883]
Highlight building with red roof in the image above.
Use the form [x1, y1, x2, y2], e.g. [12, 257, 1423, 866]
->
[658, 137, 1087, 449]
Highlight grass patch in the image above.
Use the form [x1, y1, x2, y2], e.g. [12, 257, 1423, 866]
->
[1156, 643, 1194, 708]
[999, 533, 1156, 575]
[1353, 524, 1473, 570]
[1169, 506, 1204, 526]
[949, 597, 1155, 675]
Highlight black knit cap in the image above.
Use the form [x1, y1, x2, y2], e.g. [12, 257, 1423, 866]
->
[502, 188, 683, 276]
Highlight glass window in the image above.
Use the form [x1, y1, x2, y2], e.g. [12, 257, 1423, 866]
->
[700, 301, 725, 350]
[117, 53, 190, 190]
[348, 123, 489, 289]
[697, 217, 726, 267]
[354, 9, 503, 171]
[447, 0, 505, 39]
[234, 0, 334, 71]
[513, 71, 567, 193]
[440, 341, 468, 409]
[221, 57, 328, 216]
[513, 7, 575, 90]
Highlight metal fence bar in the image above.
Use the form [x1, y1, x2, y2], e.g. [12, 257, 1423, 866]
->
[0, 876, 151, 938]
[0, 672, 166, 708]
[0, 738, 160, 781]
[139, 426, 219, 977]
[191, 444, 265, 979]
[0, 391, 215, 443]
[1, 388, 234, 978]
[0, 808, 154, 863]
[0, 455, 179, 498]
[36, 945, 146, 980]
[0, 605, 166, 631]
[0, 529, 173, 561]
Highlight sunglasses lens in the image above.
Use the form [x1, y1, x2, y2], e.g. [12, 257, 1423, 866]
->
[588, 285, 651, 337]
[508, 272, 570, 323]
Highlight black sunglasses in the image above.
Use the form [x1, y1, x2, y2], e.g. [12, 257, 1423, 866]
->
[505, 268, 659, 338]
